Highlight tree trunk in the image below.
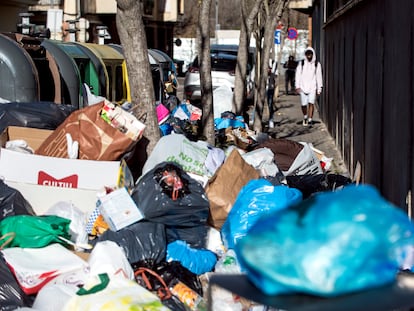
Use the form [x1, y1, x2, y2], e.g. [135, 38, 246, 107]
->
[116, 0, 160, 154]
[198, 0, 215, 145]
[233, 0, 262, 119]
[253, 0, 289, 133]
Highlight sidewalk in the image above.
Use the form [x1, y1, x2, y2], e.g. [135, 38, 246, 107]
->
[268, 90, 349, 177]
[177, 76, 349, 177]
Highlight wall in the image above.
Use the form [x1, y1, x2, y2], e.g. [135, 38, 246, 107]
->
[173, 37, 197, 70]
[317, 0, 414, 212]
[0, 1, 38, 32]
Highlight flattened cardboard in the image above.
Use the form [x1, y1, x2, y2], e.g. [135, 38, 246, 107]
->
[0, 126, 52, 150]
[206, 149, 260, 230]
[5, 181, 98, 215]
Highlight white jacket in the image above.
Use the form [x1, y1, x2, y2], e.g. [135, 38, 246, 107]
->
[295, 47, 323, 94]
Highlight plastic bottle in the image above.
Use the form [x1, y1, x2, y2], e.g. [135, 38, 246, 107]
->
[214, 249, 242, 273]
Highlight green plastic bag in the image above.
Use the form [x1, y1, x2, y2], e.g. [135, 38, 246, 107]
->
[0, 215, 71, 248]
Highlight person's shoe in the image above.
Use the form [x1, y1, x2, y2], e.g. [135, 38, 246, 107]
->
[302, 118, 308, 126]
[308, 119, 313, 127]
[269, 120, 274, 128]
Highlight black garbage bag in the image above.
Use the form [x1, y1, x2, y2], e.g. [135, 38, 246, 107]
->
[166, 224, 209, 249]
[169, 117, 201, 142]
[154, 261, 203, 296]
[131, 162, 210, 228]
[286, 173, 353, 199]
[0, 253, 33, 310]
[0, 180, 35, 221]
[133, 264, 187, 311]
[163, 95, 179, 112]
[132, 260, 203, 311]
[121, 136, 150, 183]
[0, 101, 75, 132]
[91, 220, 167, 267]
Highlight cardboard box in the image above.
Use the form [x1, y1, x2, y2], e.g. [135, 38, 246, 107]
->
[0, 126, 122, 216]
[5, 181, 101, 216]
[0, 126, 53, 150]
[0, 148, 120, 190]
[99, 187, 143, 231]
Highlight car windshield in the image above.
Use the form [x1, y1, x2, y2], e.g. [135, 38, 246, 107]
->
[211, 54, 237, 71]
[192, 52, 237, 72]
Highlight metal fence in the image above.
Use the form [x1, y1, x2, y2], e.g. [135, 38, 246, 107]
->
[315, 0, 414, 213]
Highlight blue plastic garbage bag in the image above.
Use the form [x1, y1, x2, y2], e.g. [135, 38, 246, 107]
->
[166, 240, 217, 275]
[159, 122, 173, 136]
[214, 117, 246, 130]
[221, 179, 303, 249]
[235, 184, 414, 297]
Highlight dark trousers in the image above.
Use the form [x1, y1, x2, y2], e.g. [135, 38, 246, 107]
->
[267, 88, 275, 120]
[285, 70, 295, 93]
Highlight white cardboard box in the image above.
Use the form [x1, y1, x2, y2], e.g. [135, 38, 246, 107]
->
[0, 148, 121, 215]
[6, 181, 101, 216]
[0, 148, 120, 190]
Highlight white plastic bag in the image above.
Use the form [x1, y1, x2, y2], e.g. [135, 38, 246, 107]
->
[44, 201, 89, 251]
[88, 241, 135, 280]
[33, 282, 80, 311]
[33, 242, 136, 310]
[63, 274, 169, 311]
[1, 243, 88, 295]
[284, 142, 323, 176]
[242, 147, 280, 177]
[213, 84, 233, 119]
[142, 133, 213, 178]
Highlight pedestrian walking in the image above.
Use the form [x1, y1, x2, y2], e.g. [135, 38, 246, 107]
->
[295, 47, 323, 126]
[267, 61, 277, 128]
[283, 55, 298, 95]
[165, 71, 178, 97]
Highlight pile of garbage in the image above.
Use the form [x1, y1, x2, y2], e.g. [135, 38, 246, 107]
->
[1, 97, 413, 311]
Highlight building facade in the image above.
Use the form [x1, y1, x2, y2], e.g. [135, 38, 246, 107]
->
[0, 0, 39, 32]
[0, 0, 184, 58]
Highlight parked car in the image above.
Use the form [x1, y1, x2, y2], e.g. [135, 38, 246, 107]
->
[184, 44, 255, 103]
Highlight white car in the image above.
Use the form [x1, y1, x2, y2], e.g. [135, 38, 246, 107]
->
[184, 44, 255, 103]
